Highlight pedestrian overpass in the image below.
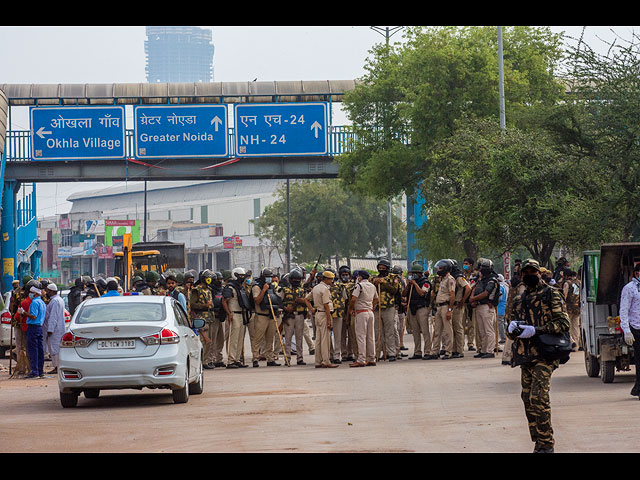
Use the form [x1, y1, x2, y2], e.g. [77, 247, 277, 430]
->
[0, 80, 427, 291]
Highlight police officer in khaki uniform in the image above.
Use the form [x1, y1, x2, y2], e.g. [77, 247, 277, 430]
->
[346, 270, 379, 367]
[309, 270, 339, 368]
[450, 260, 471, 358]
[222, 268, 251, 369]
[469, 258, 500, 359]
[403, 263, 432, 359]
[431, 259, 456, 359]
[562, 270, 581, 351]
[462, 258, 477, 351]
[250, 268, 281, 367]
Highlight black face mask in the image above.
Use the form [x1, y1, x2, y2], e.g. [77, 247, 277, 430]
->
[437, 269, 446, 277]
[290, 280, 301, 287]
[480, 267, 492, 277]
[523, 274, 539, 288]
[378, 269, 388, 276]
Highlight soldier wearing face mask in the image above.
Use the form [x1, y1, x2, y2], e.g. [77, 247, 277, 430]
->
[330, 266, 354, 364]
[372, 258, 402, 361]
[507, 259, 569, 453]
[208, 271, 227, 368]
[190, 270, 216, 368]
[431, 259, 456, 359]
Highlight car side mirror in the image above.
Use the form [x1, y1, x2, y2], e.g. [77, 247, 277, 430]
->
[192, 318, 206, 329]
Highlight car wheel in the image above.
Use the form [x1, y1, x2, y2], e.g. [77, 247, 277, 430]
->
[84, 389, 100, 399]
[189, 361, 204, 395]
[60, 392, 79, 408]
[172, 364, 190, 404]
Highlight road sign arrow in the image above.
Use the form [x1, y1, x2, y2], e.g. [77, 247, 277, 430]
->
[211, 116, 223, 132]
[310, 121, 322, 138]
[36, 126, 52, 139]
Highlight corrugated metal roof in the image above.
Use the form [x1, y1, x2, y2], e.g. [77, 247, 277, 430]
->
[0, 80, 358, 106]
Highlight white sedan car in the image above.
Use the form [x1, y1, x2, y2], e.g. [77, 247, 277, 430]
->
[58, 295, 205, 408]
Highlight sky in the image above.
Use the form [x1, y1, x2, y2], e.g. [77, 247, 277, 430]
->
[1, 25, 638, 218]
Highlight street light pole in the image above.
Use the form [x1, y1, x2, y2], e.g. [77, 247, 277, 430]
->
[371, 26, 403, 263]
[498, 26, 506, 132]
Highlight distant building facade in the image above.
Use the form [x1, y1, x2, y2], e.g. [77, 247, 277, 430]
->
[145, 26, 215, 83]
[37, 179, 284, 284]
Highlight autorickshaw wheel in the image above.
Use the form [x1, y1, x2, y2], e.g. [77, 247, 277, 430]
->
[601, 360, 615, 383]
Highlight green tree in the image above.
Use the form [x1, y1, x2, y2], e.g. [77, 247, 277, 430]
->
[547, 29, 640, 243]
[337, 26, 566, 259]
[253, 180, 404, 266]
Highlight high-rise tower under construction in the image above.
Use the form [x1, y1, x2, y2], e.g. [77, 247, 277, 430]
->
[145, 26, 215, 83]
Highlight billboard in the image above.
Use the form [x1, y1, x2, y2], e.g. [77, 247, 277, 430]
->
[104, 220, 140, 246]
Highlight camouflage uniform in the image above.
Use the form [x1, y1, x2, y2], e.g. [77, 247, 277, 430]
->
[374, 273, 402, 359]
[329, 280, 353, 362]
[190, 283, 215, 365]
[281, 284, 308, 364]
[507, 259, 570, 453]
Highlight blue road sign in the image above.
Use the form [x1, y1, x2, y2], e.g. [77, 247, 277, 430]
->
[234, 102, 328, 157]
[134, 104, 229, 159]
[30, 106, 126, 161]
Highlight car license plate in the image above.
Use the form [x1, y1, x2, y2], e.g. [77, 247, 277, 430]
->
[97, 339, 136, 350]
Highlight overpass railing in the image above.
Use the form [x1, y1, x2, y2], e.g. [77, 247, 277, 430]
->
[4, 125, 358, 161]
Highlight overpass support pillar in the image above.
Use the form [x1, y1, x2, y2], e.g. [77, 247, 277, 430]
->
[1, 179, 17, 292]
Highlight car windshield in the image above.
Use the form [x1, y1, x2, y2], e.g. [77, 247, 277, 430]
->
[75, 303, 166, 324]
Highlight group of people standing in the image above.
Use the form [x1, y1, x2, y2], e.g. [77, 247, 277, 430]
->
[8, 276, 67, 378]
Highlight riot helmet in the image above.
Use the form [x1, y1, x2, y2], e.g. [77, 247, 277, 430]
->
[434, 259, 453, 277]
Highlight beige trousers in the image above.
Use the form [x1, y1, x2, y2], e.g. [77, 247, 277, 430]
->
[330, 314, 346, 360]
[203, 318, 225, 364]
[284, 313, 306, 362]
[407, 307, 430, 356]
[375, 307, 398, 358]
[568, 311, 581, 348]
[227, 313, 246, 364]
[452, 305, 466, 354]
[314, 312, 332, 367]
[355, 310, 375, 364]
[432, 306, 453, 356]
[476, 303, 496, 354]
[251, 313, 276, 363]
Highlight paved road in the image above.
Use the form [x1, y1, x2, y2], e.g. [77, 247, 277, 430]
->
[1, 348, 639, 453]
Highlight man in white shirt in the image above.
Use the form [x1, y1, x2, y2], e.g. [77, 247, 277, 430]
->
[619, 263, 640, 398]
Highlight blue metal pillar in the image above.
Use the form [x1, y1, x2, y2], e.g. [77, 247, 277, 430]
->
[406, 184, 428, 270]
[1, 178, 17, 292]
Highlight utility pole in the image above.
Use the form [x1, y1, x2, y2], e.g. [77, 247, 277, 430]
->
[286, 179, 291, 273]
[143, 180, 148, 242]
[498, 26, 506, 132]
[371, 26, 403, 263]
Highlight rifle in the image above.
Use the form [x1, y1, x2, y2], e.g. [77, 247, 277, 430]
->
[313, 254, 322, 272]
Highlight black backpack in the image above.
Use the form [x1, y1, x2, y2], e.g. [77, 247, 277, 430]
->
[486, 275, 502, 307]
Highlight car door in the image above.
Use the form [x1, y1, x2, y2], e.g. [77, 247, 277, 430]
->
[173, 302, 199, 379]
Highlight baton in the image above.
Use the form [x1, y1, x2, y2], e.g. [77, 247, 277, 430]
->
[267, 292, 290, 367]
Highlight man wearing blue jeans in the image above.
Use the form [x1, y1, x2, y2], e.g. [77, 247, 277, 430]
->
[22, 286, 47, 378]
